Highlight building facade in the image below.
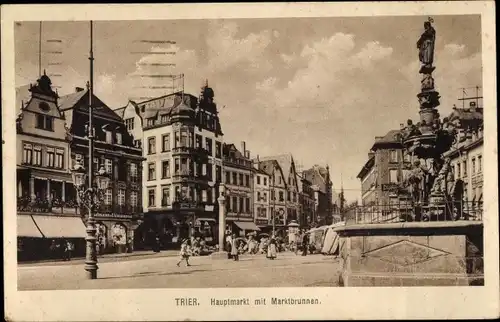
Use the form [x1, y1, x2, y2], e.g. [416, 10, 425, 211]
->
[222, 142, 259, 236]
[356, 130, 412, 207]
[126, 84, 224, 248]
[302, 165, 334, 226]
[16, 73, 84, 261]
[253, 164, 271, 229]
[297, 172, 315, 229]
[60, 85, 144, 253]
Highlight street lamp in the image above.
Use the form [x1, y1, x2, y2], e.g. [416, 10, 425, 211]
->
[72, 160, 110, 279]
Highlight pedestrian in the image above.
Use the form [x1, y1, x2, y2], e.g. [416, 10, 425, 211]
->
[267, 237, 277, 260]
[49, 240, 57, 260]
[226, 233, 233, 259]
[152, 235, 160, 253]
[176, 239, 191, 267]
[65, 240, 74, 261]
[230, 234, 239, 261]
[302, 232, 309, 256]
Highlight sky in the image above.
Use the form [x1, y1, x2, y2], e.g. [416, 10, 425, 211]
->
[14, 15, 482, 201]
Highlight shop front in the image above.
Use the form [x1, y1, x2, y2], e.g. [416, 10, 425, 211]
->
[94, 212, 141, 254]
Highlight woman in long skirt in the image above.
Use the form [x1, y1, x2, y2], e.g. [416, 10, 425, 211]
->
[267, 237, 277, 260]
[230, 234, 239, 261]
[176, 239, 191, 267]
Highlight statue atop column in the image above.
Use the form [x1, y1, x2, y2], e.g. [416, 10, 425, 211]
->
[417, 17, 436, 74]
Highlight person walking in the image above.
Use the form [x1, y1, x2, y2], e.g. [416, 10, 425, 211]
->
[230, 234, 239, 261]
[225, 233, 233, 259]
[267, 237, 277, 260]
[176, 239, 191, 267]
[64, 240, 74, 261]
[302, 232, 309, 256]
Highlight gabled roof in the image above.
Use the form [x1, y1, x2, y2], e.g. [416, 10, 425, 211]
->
[223, 143, 244, 159]
[303, 166, 329, 193]
[58, 89, 122, 122]
[259, 154, 296, 182]
[113, 106, 126, 119]
[357, 155, 375, 179]
[58, 90, 87, 111]
[371, 129, 402, 150]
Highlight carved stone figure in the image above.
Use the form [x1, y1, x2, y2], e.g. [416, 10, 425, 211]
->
[417, 20, 436, 66]
[421, 73, 435, 91]
[431, 159, 451, 194]
[407, 160, 428, 203]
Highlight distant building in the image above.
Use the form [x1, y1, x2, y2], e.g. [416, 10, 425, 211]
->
[60, 85, 144, 253]
[302, 165, 333, 226]
[356, 130, 411, 207]
[121, 83, 224, 248]
[444, 103, 484, 205]
[253, 161, 271, 229]
[256, 154, 300, 236]
[222, 142, 258, 236]
[297, 171, 315, 228]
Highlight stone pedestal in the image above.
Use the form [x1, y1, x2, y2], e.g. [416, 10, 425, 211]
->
[335, 221, 483, 286]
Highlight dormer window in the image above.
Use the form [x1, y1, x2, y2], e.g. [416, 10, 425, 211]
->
[102, 124, 112, 143]
[115, 127, 122, 145]
[35, 114, 54, 131]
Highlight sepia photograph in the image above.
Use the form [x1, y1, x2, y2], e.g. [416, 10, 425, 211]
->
[2, 2, 498, 321]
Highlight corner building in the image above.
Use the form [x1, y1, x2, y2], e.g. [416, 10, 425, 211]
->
[126, 84, 224, 249]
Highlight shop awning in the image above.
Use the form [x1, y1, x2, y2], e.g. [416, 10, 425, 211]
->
[17, 215, 43, 238]
[234, 221, 261, 231]
[197, 217, 216, 222]
[32, 215, 87, 238]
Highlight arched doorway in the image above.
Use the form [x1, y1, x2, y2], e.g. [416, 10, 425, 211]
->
[111, 223, 127, 253]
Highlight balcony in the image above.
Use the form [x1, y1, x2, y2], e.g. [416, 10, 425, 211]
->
[17, 197, 79, 214]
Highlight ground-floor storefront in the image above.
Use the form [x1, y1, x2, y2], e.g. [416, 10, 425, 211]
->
[94, 214, 140, 254]
[137, 204, 218, 250]
[225, 218, 261, 237]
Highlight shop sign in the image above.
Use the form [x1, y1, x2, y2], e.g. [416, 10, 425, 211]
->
[204, 205, 215, 212]
[255, 219, 268, 226]
[96, 213, 132, 220]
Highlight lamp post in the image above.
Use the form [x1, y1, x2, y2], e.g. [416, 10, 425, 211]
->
[71, 20, 110, 279]
[72, 160, 110, 279]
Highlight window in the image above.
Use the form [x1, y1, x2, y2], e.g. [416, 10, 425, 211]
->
[257, 192, 261, 201]
[263, 177, 267, 186]
[23, 144, 33, 164]
[206, 163, 213, 181]
[133, 139, 142, 148]
[390, 150, 398, 163]
[207, 188, 213, 203]
[148, 189, 156, 207]
[33, 146, 42, 166]
[45, 148, 55, 167]
[116, 132, 122, 145]
[463, 161, 467, 177]
[162, 161, 170, 178]
[160, 114, 169, 124]
[245, 174, 250, 187]
[257, 176, 261, 185]
[148, 137, 156, 154]
[148, 163, 156, 181]
[287, 191, 291, 201]
[118, 189, 126, 206]
[195, 135, 202, 148]
[215, 141, 222, 158]
[146, 117, 156, 127]
[180, 129, 188, 147]
[105, 158, 113, 175]
[263, 192, 267, 202]
[174, 158, 180, 175]
[35, 114, 53, 131]
[279, 191, 284, 202]
[472, 158, 476, 174]
[225, 171, 230, 184]
[232, 172, 237, 185]
[478, 155, 482, 172]
[239, 197, 244, 213]
[129, 163, 138, 182]
[130, 191, 138, 207]
[205, 138, 213, 155]
[125, 118, 134, 131]
[293, 192, 297, 203]
[245, 198, 250, 213]
[239, 173, 244, 186]
[93, 157, 100, 172]
[104, 189, 112, 205]
[232, 196, 238, 212]
[162, 134, 170, 152]
[457, 164, 461, 179]
[216, 165, 221, 182]
[55, 149, 64, 168]
[162, 186, 170, 206]
[104, 130, 112, 144]
[389, 169, 398, 183]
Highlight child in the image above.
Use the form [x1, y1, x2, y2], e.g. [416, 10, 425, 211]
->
[176, 239, 191, 267]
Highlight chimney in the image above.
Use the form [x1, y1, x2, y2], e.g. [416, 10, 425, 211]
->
[241, 141, 246, 155]
[245, 150, 250, 159]
[75, 87, 84, 92]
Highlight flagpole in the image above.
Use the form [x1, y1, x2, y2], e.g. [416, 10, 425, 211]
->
[39, 21, 42, 77]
